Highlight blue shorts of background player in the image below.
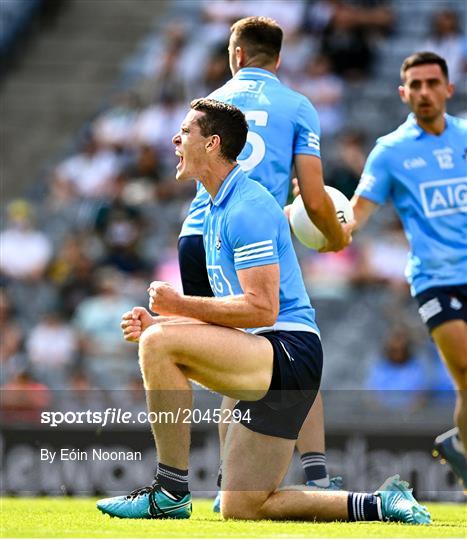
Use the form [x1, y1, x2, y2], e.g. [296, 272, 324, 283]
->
[416, 284, 467, 333]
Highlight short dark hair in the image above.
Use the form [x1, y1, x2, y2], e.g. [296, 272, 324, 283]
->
[400, 51, 449, 82]
[230, 16, 282, 64]
[190, 98, 248, 162]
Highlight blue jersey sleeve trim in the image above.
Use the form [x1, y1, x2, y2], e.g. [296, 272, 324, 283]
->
[293, 98, 321, 158]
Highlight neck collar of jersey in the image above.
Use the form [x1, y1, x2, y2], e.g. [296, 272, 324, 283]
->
[235, 67, 279, 82]
[211, 165, 243, 206]
[406, 112, 450, 139]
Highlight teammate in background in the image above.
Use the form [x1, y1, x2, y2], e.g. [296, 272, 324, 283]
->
[351, 51, 467, 488]
[178, 17, 351, 505]
[97, 99, 430, 524]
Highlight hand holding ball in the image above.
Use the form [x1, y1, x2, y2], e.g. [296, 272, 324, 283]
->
[289, 186, 354, 250]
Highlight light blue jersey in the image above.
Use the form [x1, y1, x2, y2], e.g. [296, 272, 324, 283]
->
[204, 165, 319, 335]
[355, 113, 467, 295]
[180, 67, 321, 237]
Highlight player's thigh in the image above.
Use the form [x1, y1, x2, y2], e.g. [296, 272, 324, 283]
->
[295, 391, 324, 454]
[221, 421, 295, 519]
[140, 323, 273, 400]
[432, 319, 467, 388]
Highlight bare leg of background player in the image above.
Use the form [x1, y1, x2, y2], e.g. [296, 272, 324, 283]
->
[218, 391, 331, 486]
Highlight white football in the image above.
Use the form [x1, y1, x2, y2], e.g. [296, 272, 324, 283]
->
[289, 186, 354, 250]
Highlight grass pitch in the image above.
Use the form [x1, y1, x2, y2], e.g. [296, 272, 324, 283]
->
[1, 498, 465, 538]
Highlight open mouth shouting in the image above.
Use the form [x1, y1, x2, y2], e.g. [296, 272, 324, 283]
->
[175, 150, 184, 171]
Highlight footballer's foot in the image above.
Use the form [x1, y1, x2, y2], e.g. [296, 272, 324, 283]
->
[96, 481, 192, 519]
[212, 491, 221, 513]
[433, 428, 467, 489]
[306, 476, 344, 490]
[376, 474, 431, 525]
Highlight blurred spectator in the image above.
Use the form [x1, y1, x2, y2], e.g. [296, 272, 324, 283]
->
[326, 131, 366, 199]
[93, 179, 152, 277]
[26, 311, 78, 388]
[306, 0, 393, 80]
[96, 194, 143, 243]
[72, 267, 138, 388]
[137, 22, 189, 100]
[58, 369, 107, 413]
[0, 288, 25, 384]
[40, 173, 85, 246]
[122, 145, 162, 189]
[0, 370, 52, 424]
[118, 144, 185, 204]
[93, 91, 142, 149]
[280, 29, 316, 80]
[132, 94, 186, 171]
[300, 244, 361, 299]
[293, 53, 344, 136]
[247, 1, 305, 34]
[356, 217, 409, 294]
[139, 46, 187, 106]
[191, 42, 230, 97]
[202, 0, 305, 35]
[365, 328, 429, 411]
[55, 133, 122, 199]
[0, 199, 53, 281]
[99, 221, 149, 277]
[423, 9, 466, 84]
[48, 235, 96, 318]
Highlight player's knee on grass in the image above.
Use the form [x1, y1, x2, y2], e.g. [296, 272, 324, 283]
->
[221, 491, 268, 520]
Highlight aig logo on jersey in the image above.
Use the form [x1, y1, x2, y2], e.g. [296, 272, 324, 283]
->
[419, 177, 467, 218]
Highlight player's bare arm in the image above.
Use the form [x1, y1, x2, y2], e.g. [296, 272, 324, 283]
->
[294, 154, 352, 252]
[148, 263, 280, 329]
[350, 194, 379, 231]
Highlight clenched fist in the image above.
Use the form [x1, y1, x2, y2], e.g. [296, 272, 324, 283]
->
[148, 281, 182, 316]
[121, 307, 155, 342]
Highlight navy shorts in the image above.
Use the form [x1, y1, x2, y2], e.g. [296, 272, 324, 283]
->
[415, 284, 467, 332]
[178, 235, 213, 297]
[235, 330, 323, 440]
